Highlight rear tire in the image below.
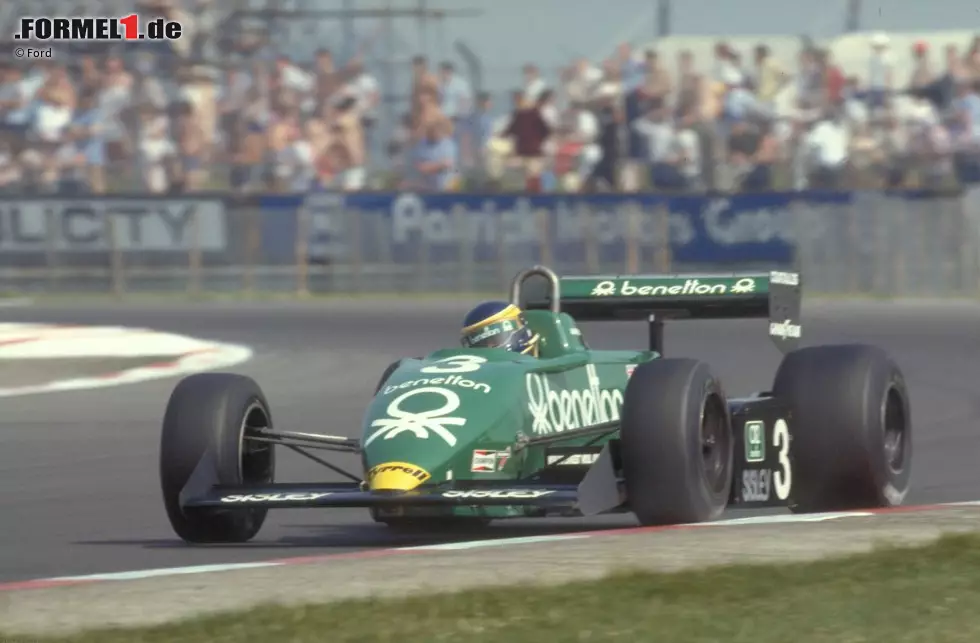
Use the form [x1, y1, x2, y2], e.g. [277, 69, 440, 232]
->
[773, 344, 912, 513]
[160, 373, 275, 543]
[621, 359, 733, 525]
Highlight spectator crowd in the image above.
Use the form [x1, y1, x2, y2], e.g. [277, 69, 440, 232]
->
[2, 20, 980, 195]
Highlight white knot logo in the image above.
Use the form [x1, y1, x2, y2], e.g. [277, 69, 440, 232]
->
[590, 281, 616, 296]
[365, 387, 466, 447]
[730, 278, 757, 293]
[526, 364, 623, 435]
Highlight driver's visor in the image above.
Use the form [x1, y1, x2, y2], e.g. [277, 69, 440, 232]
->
[462, 319, 520, 349]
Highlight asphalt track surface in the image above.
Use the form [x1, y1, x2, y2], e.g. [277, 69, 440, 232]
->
[1, 298, 978, 583]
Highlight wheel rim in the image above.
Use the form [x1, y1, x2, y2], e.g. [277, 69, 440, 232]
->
[882, 387, 907, 474]
[239, 402, 274, 485]
[700, 396, 730, 495]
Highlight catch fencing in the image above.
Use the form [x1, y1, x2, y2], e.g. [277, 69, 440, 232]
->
[0, 189, 978, 298]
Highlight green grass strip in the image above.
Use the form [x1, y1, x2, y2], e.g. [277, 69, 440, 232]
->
[13, 531, 980, 643]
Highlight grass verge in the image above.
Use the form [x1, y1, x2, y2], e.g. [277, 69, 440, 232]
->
[13, 532, 980, 643]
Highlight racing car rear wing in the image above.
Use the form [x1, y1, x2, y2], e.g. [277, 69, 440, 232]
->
[516, 266, 801, 355]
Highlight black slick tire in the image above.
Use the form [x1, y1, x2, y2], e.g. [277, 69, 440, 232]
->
[160, 372, 275, 543]
[621, 358, 733, 525]
[772, 344, 912, 513]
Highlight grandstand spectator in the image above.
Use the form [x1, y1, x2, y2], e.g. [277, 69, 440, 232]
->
[950, 79, 980, 184]
[624, 49, 673, 189]
[0, 140, 21, 192]
[314, 48, 341, 111]
[713, 42, 744, 89]
[522, 64, 548, 104]
[136, 103, 178, 193]
[803, 109, 849, 189]
[552, 101, 600, 192]
[822, 50, 846, 108]
[564, 58, 602, 106]
[867, 33, 894, 115]
[753, 45, 788, 115]
[410, 56, 439, 131]
[70, 88, 107, 193]
[794, 47, 821, 111]
[174, 99, 205, 191]
[720, 70, 757, 123]
[909, 41, 935, 90]
[99, 55, 133, 172]
[472, 92, 495, 154]
[0, 64, 33, 153]
[28, 70, 75, 192]
[78, 55, 101, 96]
[332, 94, 366, 190]
[342, 57, 380, 165]
[725, 116, 760, 190]
[409, 118, 458, 191]
[584, 84, 621, 191]
[438, 61, 473, 167]
[502, 89, 551, 192]
[226, 109, 264, 194]
[741, 117, 780, 192]
[966, 37, 980, 80]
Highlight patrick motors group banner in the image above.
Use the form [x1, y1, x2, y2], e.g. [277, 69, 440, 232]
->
[255, 190, 947, 267]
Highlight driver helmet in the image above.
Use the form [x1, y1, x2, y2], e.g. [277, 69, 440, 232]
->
[460, 301, 539, 357]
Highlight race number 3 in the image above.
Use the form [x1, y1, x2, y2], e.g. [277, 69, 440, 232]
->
[773, 418, 792, 500]
[420, 355, 487, 374]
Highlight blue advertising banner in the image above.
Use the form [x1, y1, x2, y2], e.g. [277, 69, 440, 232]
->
[255, 190, 942, 267]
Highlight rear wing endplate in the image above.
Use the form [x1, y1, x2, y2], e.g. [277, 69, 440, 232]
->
[515, 266, 801, 355]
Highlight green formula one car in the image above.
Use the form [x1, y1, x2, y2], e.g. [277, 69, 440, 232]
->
[160, 265, 912, 542]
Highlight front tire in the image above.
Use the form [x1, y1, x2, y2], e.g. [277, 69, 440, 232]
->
[773, 344, 912, 513]
[620, 359, 733, 525]
[160, 373, 275, 543]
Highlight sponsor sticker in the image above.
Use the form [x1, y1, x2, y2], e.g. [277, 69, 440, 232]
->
[382, 374, 491, 395]
[470, 449, 511, 473]
[367, 462, 431, 488]
[770, 271, 800, 286]
[741, 469, 772, 502]
[220, 492, 332, 503]
[470, 450, 498, 473]
[526, 364, 623, 435]
[546, 453, 599, 466]
[744, 420, 766, 463]
[465, 320, 515, 347]
[442, 489, 555, 500]
[769, 320, 801, 339]
[590, 277, 757, 297]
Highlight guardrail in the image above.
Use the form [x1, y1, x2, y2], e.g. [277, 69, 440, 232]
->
[1, 189, 978, 298]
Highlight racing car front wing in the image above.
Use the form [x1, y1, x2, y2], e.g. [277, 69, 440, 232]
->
[181, 482, 581, 510]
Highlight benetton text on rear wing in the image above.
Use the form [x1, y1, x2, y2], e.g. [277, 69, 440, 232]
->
[523, 270, 802, 354]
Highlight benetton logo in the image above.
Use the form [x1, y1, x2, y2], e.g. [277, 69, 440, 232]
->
[590, 278, 757, 297]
